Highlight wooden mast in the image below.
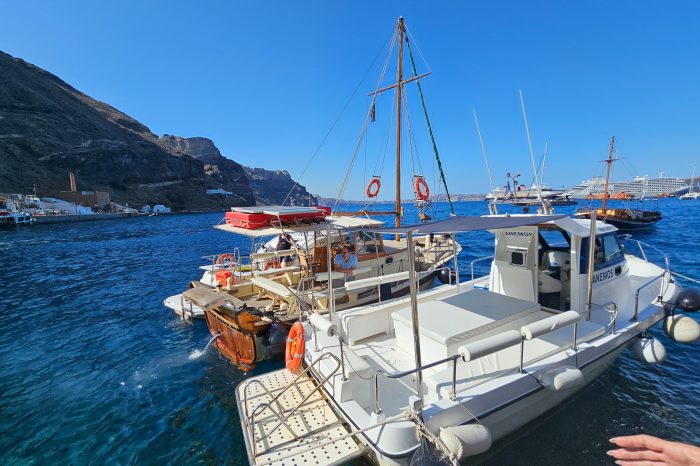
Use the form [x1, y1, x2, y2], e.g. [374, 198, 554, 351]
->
[395, 17, 405, 230]
[602, 135, 615, 211]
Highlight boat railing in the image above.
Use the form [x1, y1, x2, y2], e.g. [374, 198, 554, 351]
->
[470, 255, 494, 282]
[241, 352, 342, 458]
[373, 311, 581, 414]
[621, 237, 670, 272]
[633, 271, 668, 321]
[588, 302, 618, 334]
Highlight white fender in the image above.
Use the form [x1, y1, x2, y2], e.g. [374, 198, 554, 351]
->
[632, 336, 666, 364]
[664, 315, 700, 344]
[541, 366, 584, 391]
[439, 424, 492, 460]
[308, 313, 337, 337]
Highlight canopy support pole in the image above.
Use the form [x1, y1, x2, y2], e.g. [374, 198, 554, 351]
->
[327, 223, 335, 317]
[586, 210, 597, 312]
[406, 231, 424, 411]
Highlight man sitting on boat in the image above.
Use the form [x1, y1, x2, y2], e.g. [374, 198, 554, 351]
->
[334, 245, 357, 279]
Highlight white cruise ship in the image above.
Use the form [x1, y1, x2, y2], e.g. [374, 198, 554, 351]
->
[564, 175, 688, 199]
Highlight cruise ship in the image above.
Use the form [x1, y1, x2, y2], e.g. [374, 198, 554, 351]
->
[563, 174, 688, 199]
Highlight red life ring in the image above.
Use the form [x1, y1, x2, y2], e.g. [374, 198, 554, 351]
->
[366, 177, 381, 198]
[216, 254, 236, 269]
[414, 177, 430, 201]
[285, 321, 305, 372]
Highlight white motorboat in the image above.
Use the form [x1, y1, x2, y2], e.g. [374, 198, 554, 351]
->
[235, 212, 700, 465]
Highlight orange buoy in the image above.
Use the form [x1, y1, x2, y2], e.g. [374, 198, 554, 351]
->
[366, 177, 381, 198]
[414, 176, 430, 201]
[285, 321, 305, 372]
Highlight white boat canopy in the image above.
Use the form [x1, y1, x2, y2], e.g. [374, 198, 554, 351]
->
[214, 215, 384, 238]
[379, 214, 567, 234]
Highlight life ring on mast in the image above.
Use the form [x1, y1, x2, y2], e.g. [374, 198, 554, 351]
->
[414, 176, 430, 201]
[366, 177, 381, 198]
[285, 321, 305, 372]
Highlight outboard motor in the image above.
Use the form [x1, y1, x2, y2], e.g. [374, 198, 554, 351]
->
[261, 323, 289, 360]
[663, 287, 700, 344]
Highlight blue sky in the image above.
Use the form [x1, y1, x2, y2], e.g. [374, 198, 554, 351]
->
[2, 1, 699, 199]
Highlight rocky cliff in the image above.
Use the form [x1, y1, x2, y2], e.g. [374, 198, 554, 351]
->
[160, 134, 315, 206]
[0, 50, 311, 210]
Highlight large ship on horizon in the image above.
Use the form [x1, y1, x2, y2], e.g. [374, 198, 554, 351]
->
[563, 173, 688, 199]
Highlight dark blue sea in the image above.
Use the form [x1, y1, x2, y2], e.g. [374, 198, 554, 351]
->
[1, 200, 699, 465]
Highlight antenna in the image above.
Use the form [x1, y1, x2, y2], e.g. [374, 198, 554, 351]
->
[518, 90, 550, 213]
[540, 142, 548, 186]
[472, 108, 497, 214]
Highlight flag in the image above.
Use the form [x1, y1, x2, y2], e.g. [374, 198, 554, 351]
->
[370, 101, 376, 123]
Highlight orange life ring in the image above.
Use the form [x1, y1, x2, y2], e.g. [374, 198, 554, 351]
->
[285, 321, 305, 372]
[366, 177, 381, 198]
[414, 176, 430, 201]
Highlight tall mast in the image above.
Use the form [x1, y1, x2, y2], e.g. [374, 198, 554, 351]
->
[395, 17, 405, 229]
[602, 135, 615, 211]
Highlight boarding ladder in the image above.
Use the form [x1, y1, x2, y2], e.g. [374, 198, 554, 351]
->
[236, 353, 363, 466]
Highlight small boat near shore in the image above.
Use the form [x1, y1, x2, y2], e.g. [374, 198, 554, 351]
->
[679, 164, 700, 200]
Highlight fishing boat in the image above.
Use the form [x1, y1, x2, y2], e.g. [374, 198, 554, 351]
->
[575, 137, 662, 229]
[235, 208, 700, 465]
[679, 164, 700, 200]
[167, 17, 462, 369]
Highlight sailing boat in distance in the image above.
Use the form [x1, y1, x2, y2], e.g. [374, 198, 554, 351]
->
[575, 136, 662, 229]
[679, 164, 700, 200]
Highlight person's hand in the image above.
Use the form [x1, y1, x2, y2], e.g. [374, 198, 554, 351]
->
[347, 270, 353, 277]
[608, 434, 700, 466]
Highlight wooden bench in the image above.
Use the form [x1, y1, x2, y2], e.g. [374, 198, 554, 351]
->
[251, 277, 297, 313]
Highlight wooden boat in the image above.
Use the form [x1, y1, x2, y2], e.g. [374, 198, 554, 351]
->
[576, 136, 662, 230]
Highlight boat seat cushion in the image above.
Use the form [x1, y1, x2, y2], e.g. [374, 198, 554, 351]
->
[392, 289, 541, 362]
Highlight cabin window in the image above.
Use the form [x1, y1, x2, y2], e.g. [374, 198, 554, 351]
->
[580, 234, 625, 271]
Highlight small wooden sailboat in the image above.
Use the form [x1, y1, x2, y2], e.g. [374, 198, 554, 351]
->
[575, 136, 662, 229]
[166, 19, 462, 370]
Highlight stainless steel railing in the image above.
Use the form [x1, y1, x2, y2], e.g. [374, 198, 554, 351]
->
[633, 271, 668, 321]
[470, 255, 494, 282]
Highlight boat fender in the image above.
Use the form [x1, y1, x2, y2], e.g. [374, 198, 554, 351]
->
[261, 323, 289, 361]
[309, 313, 337, 337]
[664, 315, 700, 344]
[438, 425, 492, 460]
[436, 267, 452, 285]
[540, 366, 584, 392]
[675, 287, 700, 313]
[632, 336, 666, 364]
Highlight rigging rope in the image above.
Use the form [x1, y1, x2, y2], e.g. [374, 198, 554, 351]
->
[334, 30, 398, 211]
[405, 34, 454, 215]
[281, 29, 396, 206]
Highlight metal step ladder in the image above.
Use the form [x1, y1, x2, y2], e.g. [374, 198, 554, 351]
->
[236, 353, 363, 466]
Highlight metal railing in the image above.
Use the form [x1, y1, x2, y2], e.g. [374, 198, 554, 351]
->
[242, 352, 342, 457]
[621, 237, 671, 271]
[633, 271, 668, 321]
[587, 302, 618, 335]
[372, 313, 582, 414]
[470, 255, 494, 282]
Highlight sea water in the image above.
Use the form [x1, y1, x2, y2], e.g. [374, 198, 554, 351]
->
[1, 201, 698, 465]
